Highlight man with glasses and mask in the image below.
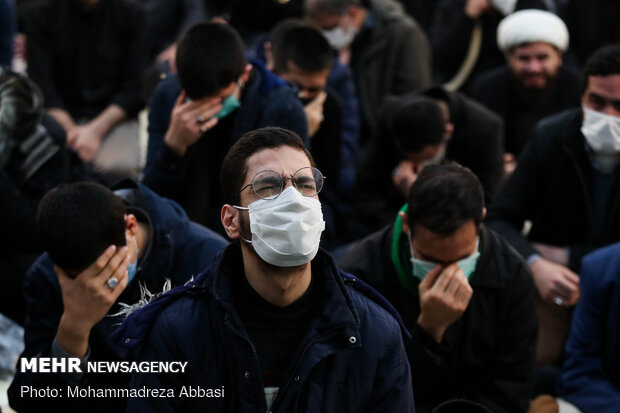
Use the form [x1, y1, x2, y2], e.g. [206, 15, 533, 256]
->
[487, 44, 620, 378]
[144, 22, 307, 234]
[339, 163, 537, 413]
[116, 126, 415, 412]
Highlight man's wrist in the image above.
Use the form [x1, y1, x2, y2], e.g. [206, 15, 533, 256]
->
[57, 315, 91, 358]
[416, 314, 446, 344]
[164, 133, 187, 157]
[527, 253, 542, 267]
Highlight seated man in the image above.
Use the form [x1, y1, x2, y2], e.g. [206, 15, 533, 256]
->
[339, 164, 537, 413]
[354, 89, 503, 230]
[0, 67, 100, 325]
[270, 22, 342, 189]
[116, 127, 414, 412]
[486, 44, 620, 368]
[305, 0, 431, 144]
[8, 180, 228, 412]
[25, 0, 149, 176]
[144, 22, 307, 232]
[468, 9, 580, 163]
[557, 243, 620, 413]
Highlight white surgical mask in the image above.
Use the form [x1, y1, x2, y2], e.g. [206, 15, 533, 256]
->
[581, 106, 620, 154]
[491, 0, 517, 16]
[323, 16, 357, 50]
[234, 186, 325, 267]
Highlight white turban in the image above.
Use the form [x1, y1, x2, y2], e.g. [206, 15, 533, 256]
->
[497, 9, 569, 53]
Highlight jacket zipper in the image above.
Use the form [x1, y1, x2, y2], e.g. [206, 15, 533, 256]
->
[224, 314, 270, 413]
[270, 329, 342, 412]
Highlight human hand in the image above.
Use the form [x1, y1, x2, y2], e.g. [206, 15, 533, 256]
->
[417, 264, 473, 343]
[304, 91, 327, 138]
[532, 243, 569, 267]
[55, 245, 130, 357]
[504, 153, 517, 176]
[392, 160, 419, 198]
[156, 43, 178, 73]
[530, 257, 579, 307]
[163, 90, 222, 157]
[67, 123, 105, 163]
[465, 0, 491, 18]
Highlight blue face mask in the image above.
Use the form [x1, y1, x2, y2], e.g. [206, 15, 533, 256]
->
[407, 232, 480, 282]
[214, 81, 242, 119]
[127, 236, 139, 283]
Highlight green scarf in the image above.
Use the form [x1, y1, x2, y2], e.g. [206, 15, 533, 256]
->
[390, 204, 420, 296]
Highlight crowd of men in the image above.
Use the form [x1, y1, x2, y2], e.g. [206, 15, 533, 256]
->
[1, 0, 620, 412]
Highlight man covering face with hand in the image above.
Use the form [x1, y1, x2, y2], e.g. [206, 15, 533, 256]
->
[339, 163, 537, 413]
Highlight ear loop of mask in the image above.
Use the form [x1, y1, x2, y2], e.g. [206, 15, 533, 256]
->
[233, 205, 253, 244]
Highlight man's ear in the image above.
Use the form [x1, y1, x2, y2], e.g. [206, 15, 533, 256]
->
[481, 207, 487, 222]
[221, 205, 240, 239]
[444, 122, 455, 140]
[399, 211, 411, 236]
[125, 214, 139, 236]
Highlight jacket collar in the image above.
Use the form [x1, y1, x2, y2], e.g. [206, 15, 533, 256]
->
[203, 242, 361, 337]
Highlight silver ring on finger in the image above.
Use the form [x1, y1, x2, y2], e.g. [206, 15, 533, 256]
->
[195, 115, 205, 124]
[106, 277, 118, 289]
[553, 296, 563, 306]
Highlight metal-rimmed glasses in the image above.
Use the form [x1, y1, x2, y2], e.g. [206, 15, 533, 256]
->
[239, 167, 325, 200]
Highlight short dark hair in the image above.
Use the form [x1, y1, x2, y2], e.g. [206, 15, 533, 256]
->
[271, 23, 333, 74]
[0, 66, 43, 141]
[390, 96, 446, 153]
[581, 44, 620, 94]
[407, 164, 484, 236]
[176, 22, 247, 100]
[220, 127, 313, 205]
[36, 182, 127, 272]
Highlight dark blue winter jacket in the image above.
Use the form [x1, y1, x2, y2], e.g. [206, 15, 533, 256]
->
[557, 242, 620, 412]
[114, 242, 415, 412]
[8, 181, 228, 413]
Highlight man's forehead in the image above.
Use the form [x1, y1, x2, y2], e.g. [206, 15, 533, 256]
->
[244, 146, 311, 180]
[511, 42, 558, 56]
[586, 75, 620, 96]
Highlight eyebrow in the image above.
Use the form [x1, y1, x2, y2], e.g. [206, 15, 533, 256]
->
[416, 250, 472, 265]
[588, 92, 620, 106]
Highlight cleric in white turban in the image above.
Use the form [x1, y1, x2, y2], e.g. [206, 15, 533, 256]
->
[497, 9, 569, 53]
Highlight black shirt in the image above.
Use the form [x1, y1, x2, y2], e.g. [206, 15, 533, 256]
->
[25, 0, 148, 119]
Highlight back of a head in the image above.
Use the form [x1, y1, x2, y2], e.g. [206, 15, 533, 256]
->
[176, 22, 247, 100]
[582, 44, 620, 93]
[407, 164, 484, 236]
[390, 96, 445, 153]
[0, 67, 43, 166]
[37, 182, 126, 272]
[220, 127, 314, 206]
[271, 23, 333, 74]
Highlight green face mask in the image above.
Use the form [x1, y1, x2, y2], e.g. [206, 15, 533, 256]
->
[214, 80, 242, 119]
[407, 232, 480, 282]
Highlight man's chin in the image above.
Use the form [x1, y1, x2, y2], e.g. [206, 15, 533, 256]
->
[520, 77, 549, 90]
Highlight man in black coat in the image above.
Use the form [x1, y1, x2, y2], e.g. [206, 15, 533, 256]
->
[339, 164, 537, 413]
[468, 9, 580, 161]
[487, 44, 620, 368]
[353, 87, 503, 230]
[8, 180, 228, 412]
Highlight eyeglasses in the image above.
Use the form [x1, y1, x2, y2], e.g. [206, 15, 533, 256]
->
[240, 167, 325, 200]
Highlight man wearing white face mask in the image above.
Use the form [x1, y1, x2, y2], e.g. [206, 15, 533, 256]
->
[339, 163, 537, 413]
[487, 44, 620, 372]
[119, 127, 415, 412]
[304, 0, 431, 145]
